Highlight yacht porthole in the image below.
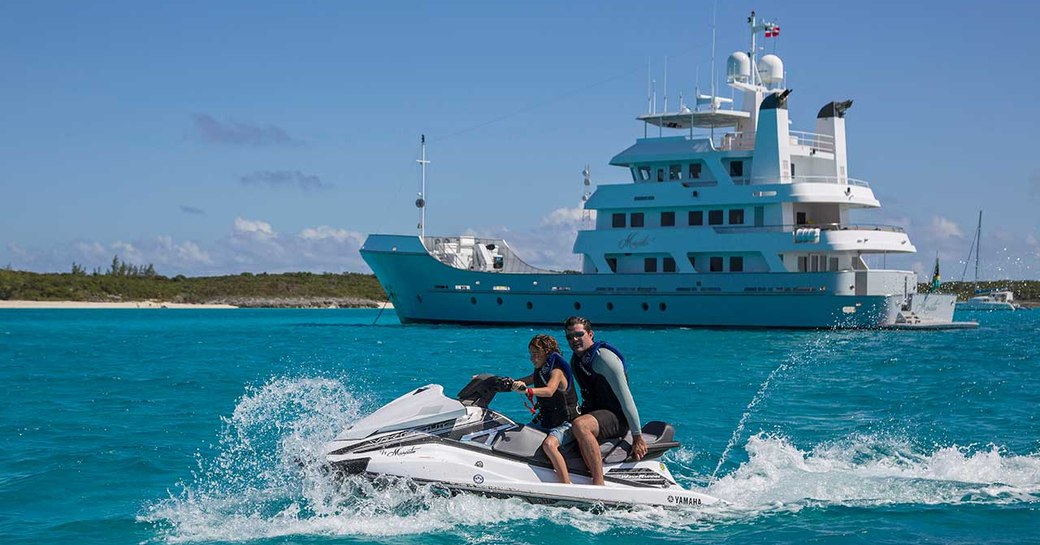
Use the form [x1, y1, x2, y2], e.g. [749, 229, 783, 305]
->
[526, 302, 533, 310]
[470, 297, 477, 305]
[607, 302, 614, 311]
[641, 302, 649, 311]
[659, 302, 667, 311]
[574, 302, 581, 310]
[417, 295, 423, 303]
[496, 297, 503, 305]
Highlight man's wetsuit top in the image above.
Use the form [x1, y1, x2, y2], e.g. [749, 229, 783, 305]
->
[533, 352, 579, 429]
[571, 341, 642, 436]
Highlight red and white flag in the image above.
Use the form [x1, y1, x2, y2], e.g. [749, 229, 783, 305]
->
[765, 25, 780, 38]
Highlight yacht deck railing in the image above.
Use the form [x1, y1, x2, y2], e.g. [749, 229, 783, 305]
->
[714, 130, 835, 153]
[714, 223, 905, 234]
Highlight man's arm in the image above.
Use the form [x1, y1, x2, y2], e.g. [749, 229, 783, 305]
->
[592, 351, 641, 436]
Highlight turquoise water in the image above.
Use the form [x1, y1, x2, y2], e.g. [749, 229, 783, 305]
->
[1, 308, 1038, 544]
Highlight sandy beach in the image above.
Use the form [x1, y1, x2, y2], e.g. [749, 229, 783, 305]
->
[0, 300, 394, 309]
[0, 300, 238, 309]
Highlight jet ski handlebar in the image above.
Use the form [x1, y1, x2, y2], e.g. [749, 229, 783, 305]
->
[457, 373, 516, 407]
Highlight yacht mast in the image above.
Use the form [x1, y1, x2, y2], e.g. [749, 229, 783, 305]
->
[416, 135, 430, 239]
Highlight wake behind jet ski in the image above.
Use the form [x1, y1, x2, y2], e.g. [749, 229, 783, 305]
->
[324, 375, 720, 508]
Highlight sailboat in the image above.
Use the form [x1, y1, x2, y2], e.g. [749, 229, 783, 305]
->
[955, 211, 1020, 311]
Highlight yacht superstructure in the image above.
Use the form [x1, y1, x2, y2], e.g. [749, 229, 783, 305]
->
[361, 13, 964, 328]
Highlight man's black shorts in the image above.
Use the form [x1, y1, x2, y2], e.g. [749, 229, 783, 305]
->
[586, 409, 629, 440]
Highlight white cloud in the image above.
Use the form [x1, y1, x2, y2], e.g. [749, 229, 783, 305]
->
[233, 217, 276, 239]
[926, 216, 963, 240]
[299, 226, 364, 245]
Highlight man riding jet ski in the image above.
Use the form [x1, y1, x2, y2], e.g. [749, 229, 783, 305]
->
[324, 375, 720, 508]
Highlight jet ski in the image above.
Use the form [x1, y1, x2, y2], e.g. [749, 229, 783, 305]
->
[325, 374, 720, 508]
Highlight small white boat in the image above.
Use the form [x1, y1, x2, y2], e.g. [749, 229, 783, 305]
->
[955, 211, 1021, 311]
[957, 290, 1020, 311]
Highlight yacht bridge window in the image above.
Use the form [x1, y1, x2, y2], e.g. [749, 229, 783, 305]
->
[688, 163, 702, 179]
[669, 164, 682, 180]
[661, 211, 675, 227]
[689, 211, 704, 226]
[729, 209, 745, 225]
[612, 213, 626, 228]
[631, 212, 645, 227]
[708, 210, 724, 225]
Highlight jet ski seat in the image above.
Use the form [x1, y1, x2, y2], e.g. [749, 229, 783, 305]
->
[490, 421, 680, 468]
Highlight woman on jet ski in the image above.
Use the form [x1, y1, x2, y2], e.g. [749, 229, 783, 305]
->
[512, 334, 580, 484]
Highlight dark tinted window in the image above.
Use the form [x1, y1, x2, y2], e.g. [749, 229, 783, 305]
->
[710, 256, 723, 272]
[708, 210, 724, 225]
[644, 257, 657, 272]
[729, 160, 744, 177]
[729, 209, 745, 225]
[606, 257, 617, 273]
[612, 213, 625, 228]
[689, 211, 703, 226]
[730, 256, 744, 272]
[663, 257, 676, 273]
[631, 213, 644, 228]
[661, 211, 675, 227]
[688, 163, 702, 179]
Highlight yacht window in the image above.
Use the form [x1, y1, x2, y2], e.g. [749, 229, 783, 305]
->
[688, 163, 702, 179]
[708, 210, 724, 225]
[669, 164, 682, 180]
[798, 256, 808, 272]
[689, 210, 703, 226]
[687, 255, 696, 270]
[638, 166, 651, 181]
[829, 257, 839, 271]
[630, 168, 639, 182]
[606, 257, 618, 273]
[796, 212, 807, 225]
[631, 212, 644, 228]
[729, 209, 745, 225]
[612, 213, 626, 228]
[810, 255, 820, 272]
[661, 211, 675, 227]
[657, 168, 665, 182]
[663, 257, 676, 273]
[730, 256, 744, 272]
[790, 162, 796, 178]
[710, 256, 723, 272]
[644, 257, 657, 273]
[729, 160, 744, 178]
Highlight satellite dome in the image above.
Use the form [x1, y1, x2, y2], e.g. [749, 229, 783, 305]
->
[727, 51, 751, 82]
[758, 54, 784, 86]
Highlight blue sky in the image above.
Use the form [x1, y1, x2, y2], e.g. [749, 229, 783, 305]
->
[2, 1, 1038, 280]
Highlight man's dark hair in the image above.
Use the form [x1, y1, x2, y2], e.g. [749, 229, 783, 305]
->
[564, 316, 592, 331]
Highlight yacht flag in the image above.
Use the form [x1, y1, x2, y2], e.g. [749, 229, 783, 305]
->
[930, 256, 941, 292]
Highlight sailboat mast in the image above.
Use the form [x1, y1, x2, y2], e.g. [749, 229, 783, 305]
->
[974, 210, 982, 289]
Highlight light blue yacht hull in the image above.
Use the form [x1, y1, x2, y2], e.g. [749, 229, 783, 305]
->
[362, 235, 917, 329]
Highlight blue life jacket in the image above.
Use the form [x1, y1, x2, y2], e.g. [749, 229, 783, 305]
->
[533, 351, 579, 427]
[571, 341, 629, 417]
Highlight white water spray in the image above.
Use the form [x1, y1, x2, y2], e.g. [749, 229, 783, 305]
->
[709, 333, 838, 484]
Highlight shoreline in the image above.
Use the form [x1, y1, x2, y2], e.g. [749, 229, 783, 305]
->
[0, 300, 394, 310]
[0, 300, 238, 309]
